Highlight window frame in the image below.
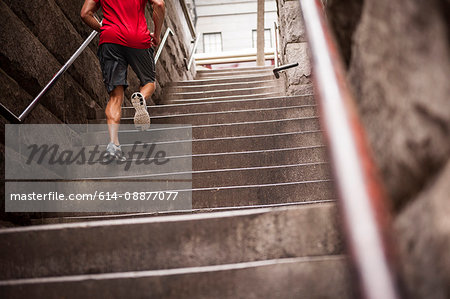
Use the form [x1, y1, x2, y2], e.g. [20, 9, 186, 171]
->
[203, 32, 223, 53]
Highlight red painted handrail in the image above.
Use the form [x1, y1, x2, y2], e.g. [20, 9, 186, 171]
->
[297, 1, 402, 298]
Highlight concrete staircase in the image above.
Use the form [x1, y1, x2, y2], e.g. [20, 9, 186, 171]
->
[0, 67, 354, 298]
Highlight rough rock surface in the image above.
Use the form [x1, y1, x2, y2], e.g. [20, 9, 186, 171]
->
[276, 0, 312, 95]
[278, 0, 449, 296]
[348, 0, 450, 209]
[324, 0, 450, 297]
[284, 43, 312, 94]
[0, 68, 62, 125]
[3, 0, 109, 106]
[395, 161, 450, 299]
[0, 2, 100, 123]
[156, 0, 196, 103]
[325, 0, 364, 66]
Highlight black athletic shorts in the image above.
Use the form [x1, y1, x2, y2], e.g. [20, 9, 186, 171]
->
[97, 43, 156, 94]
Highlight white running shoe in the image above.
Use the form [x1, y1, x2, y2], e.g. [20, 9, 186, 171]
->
[131, 92, 150, 130]
[105, 142, 127, 162]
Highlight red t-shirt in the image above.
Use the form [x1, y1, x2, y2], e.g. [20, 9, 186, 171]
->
[94, 0, 152, 49]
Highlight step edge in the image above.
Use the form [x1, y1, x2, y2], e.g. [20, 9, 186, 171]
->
[0, 255, 348, 286]
[87, 130, 324, 146]
[168, 79, 280, 89]
[120, 94, 314, 109]
[167, 85, 282, 96]
[95, 105, 317, 121]
[0, 199, 336, 234]
[69, 161, 330, 181]
[37, 199, 337, 223]
[169, 92, 283, 102]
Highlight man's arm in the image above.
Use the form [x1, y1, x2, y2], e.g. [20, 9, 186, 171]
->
[81, 0, 101, 32]
[149, 0, 165, 47]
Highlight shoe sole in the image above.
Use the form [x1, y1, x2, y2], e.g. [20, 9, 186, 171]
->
[104, 151, 127, 162]
[131, 92, 151, 130]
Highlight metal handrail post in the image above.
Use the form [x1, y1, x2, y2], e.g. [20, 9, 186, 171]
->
[154, 28, 174, 64]
[298, 1, 401, 299]
[18, 30, 99, 122]
[274, 22, 279, 67]
[187, 37, 200, 70]
[179, 0, 196, 39]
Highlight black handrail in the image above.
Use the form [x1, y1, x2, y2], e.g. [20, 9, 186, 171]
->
[298, 1, 402, 298]
[273, 63, 299, 79]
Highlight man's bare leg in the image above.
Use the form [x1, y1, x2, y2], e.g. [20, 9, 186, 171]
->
[105, 85, 124, 145]
[140, 82, 156, 101]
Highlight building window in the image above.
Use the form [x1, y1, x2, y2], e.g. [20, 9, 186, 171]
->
[203, 32, 223, 53]
[252, 29, 272, 48]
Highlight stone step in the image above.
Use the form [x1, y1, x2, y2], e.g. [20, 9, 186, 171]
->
[0, 256, 353, 299]
[169, 74, 276, 86]
[32, 200, 336, 225]
[188, 145, 327, 170]
[0, 203, 342, 280]
[168, 79, 280, 93]
[84, 116, 321, 139]
[48, 179, 335, 210]
[10, 178, 334, 213]
[68, 146, 327, 177]
[99, 95, 315, 118]
[168, 85, 283, 100]
[67, 162, 331, 188]
[196, 69, 273, 79]
[196, 66, 273, 74]
[92, 105, 318, 125]
[167, 91, 284, 104]
[86, 131, 323, 157]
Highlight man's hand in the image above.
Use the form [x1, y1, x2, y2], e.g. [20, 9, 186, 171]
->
[150, 32, 161, 48]
[150, 0, 165, 48]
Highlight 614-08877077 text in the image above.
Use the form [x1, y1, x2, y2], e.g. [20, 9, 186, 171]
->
[9, 191, 179, 201]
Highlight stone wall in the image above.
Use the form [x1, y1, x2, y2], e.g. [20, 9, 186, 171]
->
[152, 0, 197, 103]
[325, 0, 363, 67]
[325, 0, 450, 297]
[275, 0, 313, 95]
[276, 0, 449, 296]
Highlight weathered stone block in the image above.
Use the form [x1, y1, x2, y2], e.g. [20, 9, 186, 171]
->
[285, 42, 312, 86]
[52, 0, 99, 52]
[395, 160, 450, 299]
[287, 83, 314, 96]
[325, 0, 363, 66]
[280, 0, 307, 44]
[0, 68, 61, 124]
[275, 0, 312, 96]
[4, 0, 108, 109]
[348, 0, 450, 208]
[0, 2, 100, 123]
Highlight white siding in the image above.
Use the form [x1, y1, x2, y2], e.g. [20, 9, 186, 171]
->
[195, 0, 277, 53]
